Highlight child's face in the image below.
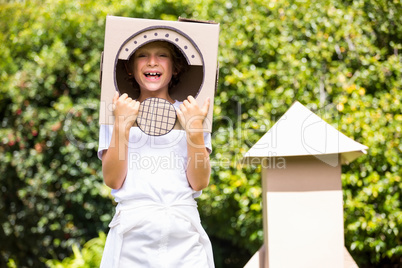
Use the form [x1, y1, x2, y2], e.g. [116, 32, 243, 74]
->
[131, 42, 175, 96]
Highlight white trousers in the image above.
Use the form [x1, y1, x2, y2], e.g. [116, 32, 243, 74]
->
[100, 199, 214, 268]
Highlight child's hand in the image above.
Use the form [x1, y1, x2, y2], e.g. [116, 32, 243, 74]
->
[177, 96, 210, 133]
[113, 92, 140, 130]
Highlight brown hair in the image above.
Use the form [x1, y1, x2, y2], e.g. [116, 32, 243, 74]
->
[126, 41, 188, 92]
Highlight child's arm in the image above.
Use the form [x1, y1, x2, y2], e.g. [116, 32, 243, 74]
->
[102, 92, 140, 189]
[177, 96, 211, 191]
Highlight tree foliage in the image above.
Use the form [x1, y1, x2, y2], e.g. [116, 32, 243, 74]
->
[45, 232, 106, 268]
[0, 0, 400, 267]
[0, 1, 117, 267]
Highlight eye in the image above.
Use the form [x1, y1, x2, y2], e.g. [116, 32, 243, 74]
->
[135, 51, 147, 58]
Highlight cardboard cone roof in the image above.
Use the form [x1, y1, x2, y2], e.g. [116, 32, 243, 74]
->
[243, 101, 368, 165]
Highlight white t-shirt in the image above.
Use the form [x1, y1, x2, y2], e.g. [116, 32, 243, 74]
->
[97, 101, 212, 204]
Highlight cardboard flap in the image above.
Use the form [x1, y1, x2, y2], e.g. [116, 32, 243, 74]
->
[178, 17, 218, 24]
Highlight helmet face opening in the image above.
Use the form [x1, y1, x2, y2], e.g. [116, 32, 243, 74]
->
[114, 26, 204, 101]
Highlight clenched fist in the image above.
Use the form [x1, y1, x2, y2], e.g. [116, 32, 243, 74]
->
[177, 95, 210, 133]
[113, 92, 140, 130]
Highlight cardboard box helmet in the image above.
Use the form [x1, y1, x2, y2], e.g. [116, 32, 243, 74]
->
[100, 16, 220, 133]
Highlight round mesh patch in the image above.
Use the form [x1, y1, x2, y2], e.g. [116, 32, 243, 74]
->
[136, 97, 177, 136]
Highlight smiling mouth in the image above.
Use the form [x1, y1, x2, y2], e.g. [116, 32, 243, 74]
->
[144, 72, 161, 78]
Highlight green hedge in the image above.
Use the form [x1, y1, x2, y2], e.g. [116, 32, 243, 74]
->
[1, 0, 400, 267]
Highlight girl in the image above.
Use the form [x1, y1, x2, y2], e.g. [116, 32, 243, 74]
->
[98, 41, 214, 267]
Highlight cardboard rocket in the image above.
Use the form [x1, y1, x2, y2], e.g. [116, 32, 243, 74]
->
[99, 16, 220, 132]
[243, 101, 367, 268]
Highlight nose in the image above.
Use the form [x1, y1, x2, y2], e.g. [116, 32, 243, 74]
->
[147, 55, 158, 67]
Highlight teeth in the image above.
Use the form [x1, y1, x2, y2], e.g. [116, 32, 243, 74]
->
[145, 72, 161, 77]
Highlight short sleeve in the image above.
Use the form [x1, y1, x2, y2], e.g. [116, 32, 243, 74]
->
[203, 132, 212, 154]
[98, 124, 114, 160]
